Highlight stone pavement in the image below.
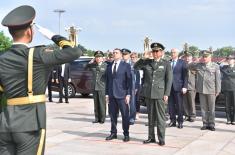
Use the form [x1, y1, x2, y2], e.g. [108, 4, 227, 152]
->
[45, 96, 235, 155]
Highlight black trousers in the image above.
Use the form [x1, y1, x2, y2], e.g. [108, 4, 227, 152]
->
[47, 80, 52, 101]
[0, 129, 45, 155]
[59, 77, 68, 102]
[109, 97, 130, 136]
[224, 91, 235, 122]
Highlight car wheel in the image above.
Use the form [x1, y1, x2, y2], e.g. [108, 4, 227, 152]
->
[81, 93, 89, 97]
[66, 83, 76, 98]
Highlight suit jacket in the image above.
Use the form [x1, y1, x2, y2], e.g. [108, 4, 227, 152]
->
[57, 63, 71, 80]
[134, 58, 173, 99]
[220, 65, 235, 92]
[190, 62, 221, 94]
[86, 61, 107, 91]
[105, 61, 132, 98]
[0, 44, 82, 132]
[170, 59, 188, 91]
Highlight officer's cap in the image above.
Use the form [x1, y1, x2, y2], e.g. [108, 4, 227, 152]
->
[201, 50, 212, 57]
[121, 48, 131, 55]
[2, 5, 35, 30]
[226, 54, 235, 59]
[151, 42, 165, 51]
[94, 50, 104, 57]
[184, 52, 193, 57]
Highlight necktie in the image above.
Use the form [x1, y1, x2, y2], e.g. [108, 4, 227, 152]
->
[113, 63, 117, 76]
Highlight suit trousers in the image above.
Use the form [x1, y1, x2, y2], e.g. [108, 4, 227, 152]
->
[93, 90, 106, 122]
[59, 77, 68, 102]
[146, 98, 166, 142]
[224, 91, 235, 122]
[183, 90, 196, 118]
[129, 89, 137, 123]
[109, 97, 130, 136]
[169, 89, 184, 123]
[0, 129, 45, 155]
[47, 80, 52, 101]
[199, 93, 216, 127]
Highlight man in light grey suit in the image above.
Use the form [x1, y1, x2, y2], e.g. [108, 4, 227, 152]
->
[191, 50, 221, 131]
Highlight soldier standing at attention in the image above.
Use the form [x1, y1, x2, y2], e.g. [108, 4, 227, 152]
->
[134, 42, 172, 146]
[0, 5, 82, 155]
[87, 51, 107, 124]
[191, 50, 221, 131]
[220, 55, 235, 125]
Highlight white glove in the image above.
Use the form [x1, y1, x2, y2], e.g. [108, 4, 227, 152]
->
[35, 24, 55, 40]
[182, 88, 187, 94]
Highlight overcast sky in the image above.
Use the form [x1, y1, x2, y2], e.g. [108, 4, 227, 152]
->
[0, 0, 234, 52]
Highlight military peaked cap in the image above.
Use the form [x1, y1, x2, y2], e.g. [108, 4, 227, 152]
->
[121, 48, 131, 55]
[2, 5, 35, 29]
[94, 50, 104, 57]
[201, 50, 212, 57]
[151, 42, 165, 51]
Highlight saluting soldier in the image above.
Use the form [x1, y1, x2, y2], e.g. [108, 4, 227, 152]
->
[87, 51, 107, 123]
[0, 5, 82, 155]
[220, 55, 235, 125]
[190, 50, 221, 131]
[134, 42, 173, 146]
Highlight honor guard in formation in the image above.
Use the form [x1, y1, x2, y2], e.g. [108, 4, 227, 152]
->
[134, 42, 173, 146]
[190, 50, 221, 131]
[86, 51, 107, 124]
[0, 5, 82, 155]
[220, 55, 235, 125]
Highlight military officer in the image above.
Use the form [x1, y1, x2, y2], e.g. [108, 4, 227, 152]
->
[220, 55, 235, 125]
[190, 50, 221, 131]
[87, 51, 107, 123]
[134, 42, 173, 146]
[0, 5, 82, 155]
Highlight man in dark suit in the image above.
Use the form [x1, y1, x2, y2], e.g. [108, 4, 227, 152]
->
[105, 48, 132, 142]
[220, 55, 235, 125]
[48, 66, 58, 102]
[168, 48, 188, 129]
[0, 5, 82, 155]
[87, 51, 107, 124]
[57, 63, 71, 103]
[134, 42, 172, 146]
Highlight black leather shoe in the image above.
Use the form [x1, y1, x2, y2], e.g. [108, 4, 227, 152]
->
[201, 126, 207, 130]
[49, 99, 53, 102]
[178, 123, 183, 129]
[158, 141, 165, 146]
[106, 134, 117, 140]
[99, 121, 105, 124]
[189, 118, 195, 122]
[168, 122, 176, 127]
[232, 122, 235, 125]
[123, 136, 130, 142]
[92, 120, 99, 123]
[65, 100, 69, 103]
[209, 126, 215, 131]
[143, 138, 156, 144]
[57, 100, 63, 103]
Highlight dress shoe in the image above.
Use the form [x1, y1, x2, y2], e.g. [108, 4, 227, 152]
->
[92, 120, 99, 123]
[231, 122, 235, 125]
[189, 118, 195, 122]
[178, 123, 183, 129]
[123, 136, 130, 142]
[49, 99, 53, 102]
[158, 141, 165, 146]
[200, 126, 208, 130]
[105, 134, 117, 140]
[57, 100, 63, 103]
[208, 126, 215, 131]
[226, 121, 231, 124]
[168, 122, 176, 127]
[99, 121, 105, 124]
[129, 121, 134, 125]
[143, 138, 156, 144]
[65, 100, 69, 103]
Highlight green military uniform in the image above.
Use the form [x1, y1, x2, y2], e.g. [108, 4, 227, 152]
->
[86, 51, 107, 123]
[134, 44, 172, 144]
[0, 5, 82, 155]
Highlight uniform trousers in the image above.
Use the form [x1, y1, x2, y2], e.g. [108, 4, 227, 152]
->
[224, 91, 235, 123]
[93, 90, 106, 122]
[183, 90, 196, 118]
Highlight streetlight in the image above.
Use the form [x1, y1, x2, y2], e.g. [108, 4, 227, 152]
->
[53, 9, 65, 34]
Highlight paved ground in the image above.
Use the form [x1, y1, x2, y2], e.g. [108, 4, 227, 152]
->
[45, 95, 235, 155]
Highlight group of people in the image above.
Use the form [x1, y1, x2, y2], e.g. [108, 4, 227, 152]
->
[88, 42, 235, 146]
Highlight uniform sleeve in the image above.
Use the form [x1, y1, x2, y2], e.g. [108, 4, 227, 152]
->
[134, 59, 146, 70]
[182, 61, 188, 89]
[164, 62, 173, 96]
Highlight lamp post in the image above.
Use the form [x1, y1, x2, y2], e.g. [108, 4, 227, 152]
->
[54, 9, 65, 34]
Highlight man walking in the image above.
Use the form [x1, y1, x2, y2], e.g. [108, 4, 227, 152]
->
[0, 5, 82, 155]
[134, 42, 172, 146]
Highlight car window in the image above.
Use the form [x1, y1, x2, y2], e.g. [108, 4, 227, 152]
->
[70, 60, 91, 71]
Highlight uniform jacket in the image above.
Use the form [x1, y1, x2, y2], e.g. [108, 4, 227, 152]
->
[134, 58, 173, 99]
[86, 61, 107, 91]
[105, 61, 132, 99]
[186, 62, 196, 91]
[191, 62, 221, 94]
[220, 65, 235, 92]
[0, 44, 82, 132]
[170, 59, 188, 91]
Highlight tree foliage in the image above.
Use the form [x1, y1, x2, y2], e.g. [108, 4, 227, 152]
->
[0, 31, 12, 52]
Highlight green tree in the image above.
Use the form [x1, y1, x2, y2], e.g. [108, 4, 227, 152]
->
[214, 46, 235, 57]
[0, 31, 12, 52]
